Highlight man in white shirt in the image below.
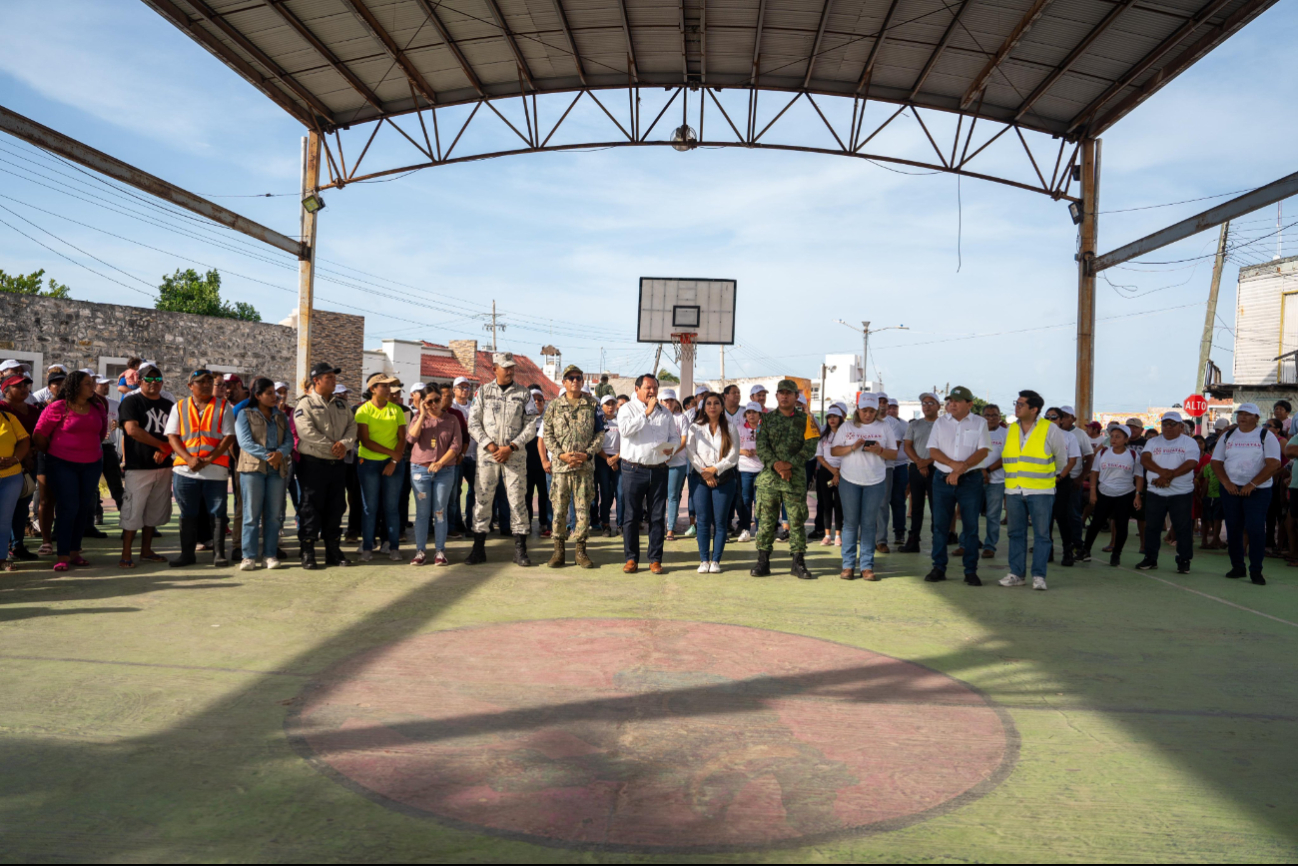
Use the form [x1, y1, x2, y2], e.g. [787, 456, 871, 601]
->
[998, 390, 1074, 591]
[749, 385, 769, 413]
[873, 392, 911, 550]
[1211, 402, 1279, 584]
[885, 398, 910, 544]
[596, 394, 621, 534]
[901, 392, 941, 552]
[90, 376, 123, 534]
[1058, 405, 1094, 557]
[1043, 406, 1083, 567]
[448, 376, 475, 536]
[980, 404, 1008, 559]
[926, 387, 992, 584]
[30, 363, 68, 405]
[616, 374, 678, 573]
[1136, 411, 1201, 574]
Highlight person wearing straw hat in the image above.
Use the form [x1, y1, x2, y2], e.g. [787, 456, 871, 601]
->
[1213, 403, 1280, 585]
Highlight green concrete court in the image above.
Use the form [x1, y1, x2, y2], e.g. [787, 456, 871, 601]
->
[2, 510, 1297, 863]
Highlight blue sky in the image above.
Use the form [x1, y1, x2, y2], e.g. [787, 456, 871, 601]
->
[1, 1, 1295, 411]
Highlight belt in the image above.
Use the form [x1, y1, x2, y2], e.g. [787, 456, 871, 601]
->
[621, 460, 667, 471]
[299, 453, 342, 465]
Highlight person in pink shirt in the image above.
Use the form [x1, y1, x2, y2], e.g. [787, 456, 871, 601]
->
[32, 370, 108, 571]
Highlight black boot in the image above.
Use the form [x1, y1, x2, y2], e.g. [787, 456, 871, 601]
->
[213, 531, 228, 567]
[750, 549, 772, 577]
[514, 534, 531, 567]
[791, 552, 815, 580]
[169, 518, 198, 568]
[325, 538, 350, 567]
[300, 540, 319, 570]
[465, 532, 487, 565]
[900, 533, 920, 553]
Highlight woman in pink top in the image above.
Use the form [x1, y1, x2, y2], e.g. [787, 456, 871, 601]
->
[32, 371, 108, 570]
[406, 383, 463, 565]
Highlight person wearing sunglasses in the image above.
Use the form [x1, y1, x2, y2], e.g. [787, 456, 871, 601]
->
[539, 365, 603, 568]
[117, 365, 174, 567]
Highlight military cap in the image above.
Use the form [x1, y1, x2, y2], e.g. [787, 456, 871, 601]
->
[561, 364, 583, 379]
[776, 378, 799, 393]
[492, 352, 516, 368]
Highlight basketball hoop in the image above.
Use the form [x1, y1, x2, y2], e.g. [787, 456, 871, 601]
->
[669, 331, 696, 363]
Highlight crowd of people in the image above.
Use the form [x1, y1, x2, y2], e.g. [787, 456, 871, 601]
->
[0, 353, 1292, 589]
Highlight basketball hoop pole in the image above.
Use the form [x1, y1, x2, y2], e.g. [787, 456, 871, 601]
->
[674, 333, 696, 398]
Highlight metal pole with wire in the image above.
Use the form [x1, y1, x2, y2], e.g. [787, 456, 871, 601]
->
[836, 319, 908, 391]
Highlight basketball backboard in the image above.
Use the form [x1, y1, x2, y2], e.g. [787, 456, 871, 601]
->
[637, 278, 736, 345]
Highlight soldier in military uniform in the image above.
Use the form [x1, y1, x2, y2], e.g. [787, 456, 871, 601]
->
[751, 379, 820, 579]
[540, 364, 604, 568]
[466, 352, 539, 566]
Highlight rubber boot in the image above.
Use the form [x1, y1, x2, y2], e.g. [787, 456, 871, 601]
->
[465, 532, 487, 565]
[169, 518, 198, 568]
[791, 552, 816, 580]
[548, 537, 565, 568]
[575, 541, 594, 569]
[750, 549, 772, 577]
[514, 534, 531, 567]
[213, 531, 228, 567]
[325, 538, 350, 567]
[300, 540, 319, 570]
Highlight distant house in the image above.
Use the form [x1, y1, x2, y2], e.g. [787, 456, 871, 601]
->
[367, 338, 559, 399]
[1208, 254, 1298, 414]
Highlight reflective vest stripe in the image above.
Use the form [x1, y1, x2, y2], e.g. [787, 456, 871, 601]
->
[173, 397, 230, 468]
[1003, 420, 1056, 492]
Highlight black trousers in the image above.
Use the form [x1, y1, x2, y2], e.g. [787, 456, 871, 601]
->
[297, 455, 347, 544]
[908, 465, 934, 538]
[1083, 490, 1135, 555]
[526, 464, 550, 529]
[345, 461, 363, 536]
[1143, 492, 1193, 565]
[11, 475, 33, 552]
[96, 443, 124, 519]
[1051, 475, 1075, 555]
[621, 462, 667, 564]
[814, 465, 843, 533]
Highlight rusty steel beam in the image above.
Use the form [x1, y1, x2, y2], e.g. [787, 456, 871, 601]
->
[548, 0, 587, 85]
[855, 0, 903, 94]
[1094, 169, 1298, 272]
[802, 0, 836, 89]
[699, 0, 708, 83]
[411, 0, 486, 97]
[339, 0, 441, 105]
[960, 0, 1055, 109]
[1088, 0, 1275, 135]
[908, 0, 976, 100]
[1075, 137, 1099, 421]
[616, 0, 640, 82]
[750, 0, 767, 87]
[679, 0, 690, 84]
[143, 0, 319, 129]
[482, 0, 538, 91]
[262, 0, 385, 113]
[1013, 0, 1138, 122]
[297, 132, 321, 392]
[0, 105, 305, 259]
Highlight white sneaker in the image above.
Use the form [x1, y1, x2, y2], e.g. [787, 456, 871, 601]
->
[360, 550, 373, 562]
[239, 558, 257, 571]
[709, 561, 721, 573]
[697, 562, 709, 573]
[738, 530, 751, 543]
[389, 549, 402, 562]
[1032, 576, 1048, 591]
[264, 557, 281, 570]
[999, 574, 1026, 587]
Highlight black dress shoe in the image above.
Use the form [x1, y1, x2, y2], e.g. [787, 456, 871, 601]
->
[83, 526, 108, 539]
[924, 569, 947, 582]
[1225, 566, 1245, 579]
[964, 573, 982, 586]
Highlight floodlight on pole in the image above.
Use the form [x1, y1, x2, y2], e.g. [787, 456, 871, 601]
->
[302, 193, 326, 214]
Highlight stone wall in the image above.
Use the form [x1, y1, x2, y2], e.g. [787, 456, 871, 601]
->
[311, 309, 365, 396]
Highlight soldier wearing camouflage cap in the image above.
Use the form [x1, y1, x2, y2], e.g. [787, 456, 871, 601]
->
[465, 352, 539, 566]
[541, 364, 604, 568]
[751, 379, 819, 579]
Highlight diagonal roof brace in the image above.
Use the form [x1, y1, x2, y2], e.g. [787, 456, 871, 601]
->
[338, 0, 441, 105]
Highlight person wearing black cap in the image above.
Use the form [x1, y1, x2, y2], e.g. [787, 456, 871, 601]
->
[294, 362, 358, 569]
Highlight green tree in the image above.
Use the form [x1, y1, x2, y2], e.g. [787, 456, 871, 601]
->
[156, 268, 260, 321]
[657, 368, 680, 384]
[0, 268, 71, 298]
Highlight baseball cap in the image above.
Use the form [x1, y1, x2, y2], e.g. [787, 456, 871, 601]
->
[452, 376, 470, 387]
[560, 364, 583, 379]
[948, 386, 975, 402]
[1237, 402, 1262, 416]
[600, 394, 616, 405]
[47, 369, 67, 382]
[1059, 405, 1076, 417]
[744, 401, 761, 413]
[410, 382, 427, 393]
[0, 359, 21, 371]
[492, 352, 516, 368]
[875, 391, 889, 403]
[749, 384, 767, 397]
[826, 404, 845, 418]
[888, 398, 899, 407]
[695, 385, 708, 396]
[530, 387, 544, 397]
[366, 372, 402, 388]
[1214, 418, 1229, 431]
[1125, 417, 1143, 427]
[78, 368, 94, 376]
[335, 384, 349, 394]
[857, 392, 880, 410]
[660, 388, 678, 401]
[94, 375, 113, 385]
[310, 362, 341, 378]
[919, 391, 938, 402]
[223, 373, 243, 386]
[1160, 410, 1182, 423]
[47, 364, 67, 373]
[1, 373, 32, 390]
[776, 379, 799, 393]
[273, 381, 288, 391]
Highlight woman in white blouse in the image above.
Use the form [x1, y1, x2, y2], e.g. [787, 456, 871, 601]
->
[814, 403, 846, 547]
[830, 393, 897, 581]
[686, 392, 741, 572]
[661, 389, 691, 542]
[736, 401, 764, 542]
[1080, 423, 1143, 567]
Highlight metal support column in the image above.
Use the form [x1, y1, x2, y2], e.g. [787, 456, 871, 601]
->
[297, 132, 322, 394]
[1075, 138, 1100, 421]
[1195, 222, 1230, 431]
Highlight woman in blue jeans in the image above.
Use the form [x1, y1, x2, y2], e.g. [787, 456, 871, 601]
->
[831, 393, 897, 581]
[32, 371, 107, 572]
[355, 374, 408, 562]
[662, 390, 689, 540]
[0, 402, 32, 573]
[685, 393, 740, 572]
[407, 383, 462, 565]
[235, 378, 293, 571]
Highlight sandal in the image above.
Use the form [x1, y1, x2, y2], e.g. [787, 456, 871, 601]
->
[52, 562, 71, 572]
[139, 552, 168, 563]
[70, 555, 91, 567]
[118, 558, 137, 569]
[37, 543, 53, 556]
[0, 559, 14, 572]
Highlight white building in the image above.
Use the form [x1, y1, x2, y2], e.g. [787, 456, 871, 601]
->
[1211, 254, 1298, 416]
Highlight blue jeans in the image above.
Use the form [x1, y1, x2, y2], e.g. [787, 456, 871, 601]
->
[410, 463, 456, 553]
[448, 462, 463, 532]
[840, 478, 888, 571]
[1222, 489, 1269, 574]
[931, 469, 986, 575]
[740, 470, 760, 533]
[667, 464, 688, 532]
[983, 481, 1005, 551]
[239, 471, 285, 559]
[359, 458, 405, 551]
[890, 464, 909, 538]
[1007, 492, 1054, 578]
[0, 473, 23, 559]
[46, 454, 103, 557]
[876, 467, 894, 543]
[689, 471, 737, 562]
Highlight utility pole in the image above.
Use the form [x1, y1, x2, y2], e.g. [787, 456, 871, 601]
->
[652, 343, 663, 378]
[719, 346, 726, 380]
[836, 319, 908, 391]
[483, 300, 506, 351]
[1075, 137, 1101, 422]
[296, 132, 321, 396]
[1196, 221, 1230, 433]
[820, 363, 836, 419]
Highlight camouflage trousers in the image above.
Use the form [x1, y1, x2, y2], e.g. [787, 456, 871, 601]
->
[473, 448, 530, 535]
[755, 487, 809, 553]
[549, 468, 595, 542]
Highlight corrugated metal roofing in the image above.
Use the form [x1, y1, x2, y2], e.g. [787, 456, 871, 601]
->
[143, 0, 1274, 138]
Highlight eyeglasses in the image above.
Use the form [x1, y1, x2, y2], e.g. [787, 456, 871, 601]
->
[141, 376, 163, 383]
[563, 374, 583, 382]
[1045, 414, 1059, 421]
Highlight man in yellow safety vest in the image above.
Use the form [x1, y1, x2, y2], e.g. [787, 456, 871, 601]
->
[998, 389, 1074, 592]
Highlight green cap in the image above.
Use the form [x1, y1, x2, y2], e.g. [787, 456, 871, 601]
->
[561, 364, 583, 379]
[948, 385, 975, 402]
[776, 378, 799, 393]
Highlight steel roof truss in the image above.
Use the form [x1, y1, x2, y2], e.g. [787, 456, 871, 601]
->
[1013, 0, 1139, 122]
[339, 0, 441, 105]
[802, 0, 836, 90]
[908, 0, 977, 101]
[616, 0, 639, 82]
[482, 0, 538, 92]
[855, 0, 903, 95]
[548, 0, 587, 85]
[261, 0, 385, 113]
[960, 0, 1056, 110]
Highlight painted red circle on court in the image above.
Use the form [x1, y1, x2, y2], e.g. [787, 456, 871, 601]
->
[289, 619, 1015, 851]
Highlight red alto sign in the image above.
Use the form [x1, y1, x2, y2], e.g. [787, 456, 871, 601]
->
[1183, 394, 1208, 417]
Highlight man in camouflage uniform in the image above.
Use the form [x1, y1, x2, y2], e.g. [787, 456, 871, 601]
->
[752, 379, 820, 579]
[466, 353, 539, 566]
[541, 364, 604, 568]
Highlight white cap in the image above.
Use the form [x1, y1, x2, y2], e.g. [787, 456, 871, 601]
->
[1160, 410, 1182, 422]
[1237, 402, 1262, 417]
[797, 394, 808, 405]
[919, 391, 938, 402]
[874, 391, 888, 403]
[1060, 405, 1076, 417]
[78, 368, 94, 376]
[581, 384, 592, 394]
[744, 401, 762, 413]
[47, 363, 67, 372]
[888, 398, 898, 406]
[452, 376, 470, 387]
[274, 381, 288, 391]
[0, 359, 20, 370]
[1214, 418, 1229, 430]
[410, 382, 426, 392]
[826, 404, 845, 418]
[857, 392, 880, 410]
[832, 401, 849, 415]
[601, 394, 616, 405]
[94, 375, 113, 384]
[530, 386, 544, 395]
[660, 388, 677, 401]
[694, 385, 708, 396]
[749, 384, 767, 398]
[335, 384, 349, 394]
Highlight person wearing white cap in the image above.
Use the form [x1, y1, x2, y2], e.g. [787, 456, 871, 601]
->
[685, 391, 741, 572]
[1211, 403, 1279, 584]
[901, 392, 941, 552]
[831, 392, 896, 580]
[813, 403, 845, 547]
[660, 388, 691, 542]
[1079, 423, 1143, 567]
[595, 393, 621, 534]
[30, 364, 68, 406]
[736, 400, 766, 543]
[1134, 410, 1202, 574]
[884, 398, 910, 546]
[1056, 405, 1093, 559]
[448, 375, 476, 537]
[749, 384, 769, 413]
[926, 387, 991, 585]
